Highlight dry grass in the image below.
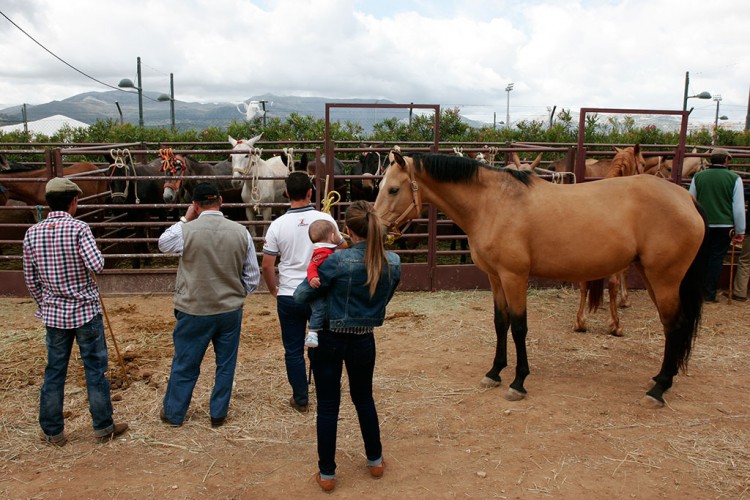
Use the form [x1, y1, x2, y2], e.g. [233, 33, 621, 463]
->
[0, 290, 749, 498]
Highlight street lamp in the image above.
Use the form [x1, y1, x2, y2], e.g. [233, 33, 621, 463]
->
[682, 71, 711, 112]
[157, 73, 176, 131]
[118, 56, 143, 127]
[712, 95, 728, 145]
[505, 83, 514, 129]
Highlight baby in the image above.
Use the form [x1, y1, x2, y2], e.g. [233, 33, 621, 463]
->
[304, 219, 341, 348]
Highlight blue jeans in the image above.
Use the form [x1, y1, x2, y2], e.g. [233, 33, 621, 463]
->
[704, 227, 733, 300]
[309, 297, 326, 331]
[312, 330, 382, 478]
[277, 295, 311, 406]
[162, 308, 243, 425]
[40, 314, 114, 439]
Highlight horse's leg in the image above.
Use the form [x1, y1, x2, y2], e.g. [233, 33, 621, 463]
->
[481, 278, 509, 389]
[607, 274, 623, 337]
[618, 267, 631, 308]
[499, 273, 531, 401]
[574, 281, 588, 332]
[260, 208, 273, 238]
[635, 261, 700, 408]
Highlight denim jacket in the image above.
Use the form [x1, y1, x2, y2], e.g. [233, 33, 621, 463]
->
[293, 242, 401, 329]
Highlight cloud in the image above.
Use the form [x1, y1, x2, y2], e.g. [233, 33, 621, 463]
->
[0, 0, 748, 127]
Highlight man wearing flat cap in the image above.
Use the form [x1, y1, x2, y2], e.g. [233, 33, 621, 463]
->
[689, 148, 746, 302]
[158, 182, 260, 427]
[23, 177, 129, 446]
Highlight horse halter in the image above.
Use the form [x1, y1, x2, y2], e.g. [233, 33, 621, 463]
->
[160, 149, 185, 194]
[108, 148, 139, 203]
[382, 160, 422, 238]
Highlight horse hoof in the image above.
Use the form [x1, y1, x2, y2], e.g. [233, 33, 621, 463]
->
[610, 329, 624, 337]
[640, 395, 664, 409]
[574, 326, 587, 333]
[505, 388, 526, 401]
[480, 376, 500, 388]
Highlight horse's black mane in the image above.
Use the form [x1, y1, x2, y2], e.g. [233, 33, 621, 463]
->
[411, 153, 533, 186]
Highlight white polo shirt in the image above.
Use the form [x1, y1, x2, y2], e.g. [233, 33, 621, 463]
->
[262, 206, 342, 296]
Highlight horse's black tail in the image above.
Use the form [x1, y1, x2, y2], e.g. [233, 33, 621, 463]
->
[672, 201, 709, 372]
[586, 279, 605, 312]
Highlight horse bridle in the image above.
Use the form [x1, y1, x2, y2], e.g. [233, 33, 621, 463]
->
[381, 159, 422, 238]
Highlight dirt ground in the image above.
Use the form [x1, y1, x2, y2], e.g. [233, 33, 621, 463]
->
[0, 287, 748, 499]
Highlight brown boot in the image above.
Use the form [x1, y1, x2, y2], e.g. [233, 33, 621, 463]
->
[97, 422, 129, 443]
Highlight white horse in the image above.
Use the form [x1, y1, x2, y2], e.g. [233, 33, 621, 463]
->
[228, 135, 290, 237]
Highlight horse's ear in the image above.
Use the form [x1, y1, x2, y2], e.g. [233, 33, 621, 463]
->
[531, 153, 543, 169]
[614, 147, 623, 153]
[390, 150, 406, 168]
[300, 153, 309, 172]
[248, 133, 263, 146]
[228, 135, 237, 147]
[512, 152, 521, 166]
[633, 144, 640, 155]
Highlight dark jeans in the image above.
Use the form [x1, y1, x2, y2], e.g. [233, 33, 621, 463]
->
[40, 314, 114, 439]
[704, 227, 733, 300]
[312, 330, 381, 477]
[277, 295, 311, 407]
[162, 308, 243, 424]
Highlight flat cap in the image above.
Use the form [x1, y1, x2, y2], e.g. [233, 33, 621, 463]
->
[710, 148, 732, 159]
[45, 177, 83, 194]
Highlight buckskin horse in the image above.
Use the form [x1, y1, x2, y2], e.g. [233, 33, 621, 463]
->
[375, 151, 708, 407]
[0, 162, 106, 207]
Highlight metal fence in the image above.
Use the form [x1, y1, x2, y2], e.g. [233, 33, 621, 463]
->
[1, 139, 748, 297]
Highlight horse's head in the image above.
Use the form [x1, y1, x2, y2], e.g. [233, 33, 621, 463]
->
[374, 151, 422, 236]
[682, 148, 706, 178]
[610, 145, 646, 177]
[107, 160, 133, 204]
[506, 152, 542, 171]
[643, 155, 673, 178]
[355, 150, 386, 198]
[161, 154, 189, 203]
[229, 134, 262, 188]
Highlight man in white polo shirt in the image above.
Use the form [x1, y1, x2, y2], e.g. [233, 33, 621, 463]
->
[262, 172, 345, 412]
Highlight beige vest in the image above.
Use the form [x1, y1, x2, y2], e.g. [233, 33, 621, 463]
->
[174, 214, 249, 315]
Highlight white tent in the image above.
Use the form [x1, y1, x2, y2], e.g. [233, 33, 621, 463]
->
[0, 114, 89, 135]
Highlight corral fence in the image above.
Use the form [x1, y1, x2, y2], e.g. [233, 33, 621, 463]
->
[1, 111, 749, 297]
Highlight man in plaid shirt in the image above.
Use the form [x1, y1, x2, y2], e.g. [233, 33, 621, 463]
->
[23, 177, 128, 446]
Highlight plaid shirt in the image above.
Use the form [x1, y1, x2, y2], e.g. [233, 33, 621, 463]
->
[23, 211, 104, 329]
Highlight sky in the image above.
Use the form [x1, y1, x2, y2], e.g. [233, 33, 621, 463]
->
[1, 0, 748, 127]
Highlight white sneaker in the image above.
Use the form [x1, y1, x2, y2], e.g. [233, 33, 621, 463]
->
[305, 331, 319, 348]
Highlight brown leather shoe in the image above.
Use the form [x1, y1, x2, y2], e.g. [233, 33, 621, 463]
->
[289, 397, 308, 413]
[368, 459, 385, 478]
[97, 422, 129, 443]
[39, 431, 67, 447]
[316, 473, 336, 492]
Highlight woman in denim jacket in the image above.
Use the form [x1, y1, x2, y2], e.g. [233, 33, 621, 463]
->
[294, 200, 401, 492]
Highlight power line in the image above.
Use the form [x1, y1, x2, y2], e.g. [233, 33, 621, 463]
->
[0, 10, 157, 101]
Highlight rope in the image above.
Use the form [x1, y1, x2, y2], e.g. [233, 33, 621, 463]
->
[246, 148, 263, 211]
[109, 148, 139, 203]
[321, 190, 341, 214]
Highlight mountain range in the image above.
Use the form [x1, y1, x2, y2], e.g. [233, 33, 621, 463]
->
[0, 91, 428, 132]
[0, 91, 737, 133]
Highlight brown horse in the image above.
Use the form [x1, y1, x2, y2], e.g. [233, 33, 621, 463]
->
[0, 162, 107, 206]
[375, 152, 707, 407]
[575, 145, 646, 337]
